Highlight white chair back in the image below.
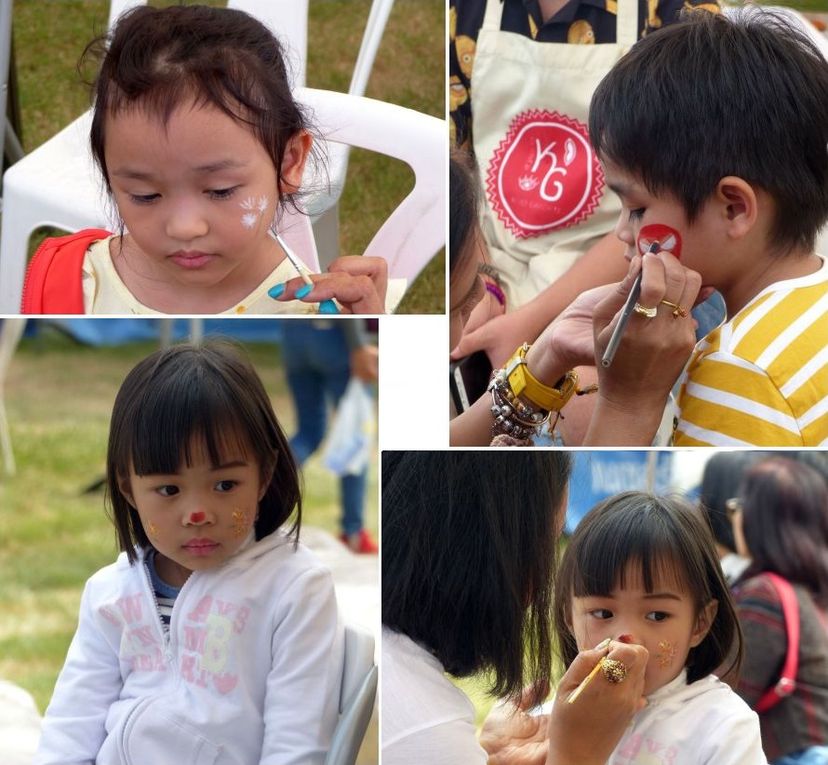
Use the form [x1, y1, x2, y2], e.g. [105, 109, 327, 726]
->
[325, 625, 377, 765]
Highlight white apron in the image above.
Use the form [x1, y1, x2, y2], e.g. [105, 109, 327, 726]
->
[472, 0, 638, 306]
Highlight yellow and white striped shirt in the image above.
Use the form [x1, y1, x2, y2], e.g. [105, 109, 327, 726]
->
[674, 256, 828, 446]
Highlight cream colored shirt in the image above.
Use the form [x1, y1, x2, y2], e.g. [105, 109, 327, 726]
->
[81, 236, 317, 315]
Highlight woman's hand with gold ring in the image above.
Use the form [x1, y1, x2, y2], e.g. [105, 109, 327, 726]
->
[632, 302, 658, 319]
[659, 299, 688, 318]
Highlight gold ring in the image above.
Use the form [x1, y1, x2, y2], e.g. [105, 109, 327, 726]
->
[632, 302, 658, 319]
[660, 299, 688, 318]
[600, 657, 628, 683]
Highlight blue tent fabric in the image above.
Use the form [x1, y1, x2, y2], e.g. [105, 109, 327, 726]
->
[40, 319, 284, 346]
[566, 451, 674, 534]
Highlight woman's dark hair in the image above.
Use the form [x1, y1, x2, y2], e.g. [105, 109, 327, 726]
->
[106, 340, 301, 564]
[698, 451, 763, 552]
[83, 4, 313, 215]
[382, 451, 572, 704]
[589, 9, 828, 253]
[738, 457, 828, 607]
[554, 492, 742, 684]
[449, 148, 481, 288]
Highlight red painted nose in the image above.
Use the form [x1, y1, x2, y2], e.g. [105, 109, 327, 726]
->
[190, 511, 206, 523]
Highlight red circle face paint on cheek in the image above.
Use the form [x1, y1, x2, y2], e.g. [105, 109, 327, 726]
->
[637, 223, 682, 259]
[190, 511, 206, 523]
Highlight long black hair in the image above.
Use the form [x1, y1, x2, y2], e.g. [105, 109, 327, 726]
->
[382, 451, 572, 704]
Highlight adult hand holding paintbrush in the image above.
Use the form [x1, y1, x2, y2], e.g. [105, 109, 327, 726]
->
[480, 637, 648, 765]
[546, 637, 649, 765]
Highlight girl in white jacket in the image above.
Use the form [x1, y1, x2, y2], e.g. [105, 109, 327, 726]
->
[35, 341, 344, 765]
[553, 492, 767, 765]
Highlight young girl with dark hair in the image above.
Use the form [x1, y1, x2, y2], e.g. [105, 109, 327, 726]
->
[554, 492, 765, 764]
[729, 457, 828, 764]
[22, 4, 386, 315]
[35, 342, 343, 765]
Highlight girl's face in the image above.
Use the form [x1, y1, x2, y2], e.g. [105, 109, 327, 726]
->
[120, 437, 267, 587]
[105, 100, 310, 307]
[569, 562, 718, 695]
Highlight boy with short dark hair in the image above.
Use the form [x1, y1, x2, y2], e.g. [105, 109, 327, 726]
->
[590, 9, 828, 445]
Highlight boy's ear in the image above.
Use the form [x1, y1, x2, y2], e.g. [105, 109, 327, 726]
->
[280, 130, 313, 194]
[715, 176, 758, 238]
[690, 599, 719, 648]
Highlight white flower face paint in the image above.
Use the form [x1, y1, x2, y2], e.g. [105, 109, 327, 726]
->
[240, 195, 270, 229]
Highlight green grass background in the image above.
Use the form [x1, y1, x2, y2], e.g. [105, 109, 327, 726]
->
[0, 325, 379, 758]
[10, 0, 445, 314]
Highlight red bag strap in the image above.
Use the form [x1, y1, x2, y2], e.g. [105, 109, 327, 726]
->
[754, 572, 800, 713]
[21, 229, 110, 314]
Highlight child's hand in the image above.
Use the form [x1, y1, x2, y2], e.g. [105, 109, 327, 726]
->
[269, 256, 388, 314]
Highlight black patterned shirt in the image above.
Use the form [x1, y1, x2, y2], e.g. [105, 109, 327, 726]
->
[450, 0, 720, 148]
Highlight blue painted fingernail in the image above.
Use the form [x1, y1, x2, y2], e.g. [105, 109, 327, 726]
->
[268, 283, 285, 299]
[319, 299, 339, 314]
[296, 284, 313, 299]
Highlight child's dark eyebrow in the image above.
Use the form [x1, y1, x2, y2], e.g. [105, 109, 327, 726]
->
[209, 460, 249, 471]
[642, 592, 683, 601]
[608, 181, 632, 197]
[110, 159, 248, 180]
[193, 159, 248, 174]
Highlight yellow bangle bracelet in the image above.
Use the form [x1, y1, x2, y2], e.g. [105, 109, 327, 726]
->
[504, 343, 578, 412]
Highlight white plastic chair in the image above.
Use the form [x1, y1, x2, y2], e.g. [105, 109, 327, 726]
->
[326, 625, 377, 765]
[0, 318, 26, 477]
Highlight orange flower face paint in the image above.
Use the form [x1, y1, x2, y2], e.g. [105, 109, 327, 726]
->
[657, 640, 677, 668]
[147, 521, 159, 539]
[232, 509, 250, 538]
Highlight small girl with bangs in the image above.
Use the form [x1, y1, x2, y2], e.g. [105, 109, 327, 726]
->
[22, 4, 387, 315]
[553, 492, 766, 765]
[35, 342, 343, 765]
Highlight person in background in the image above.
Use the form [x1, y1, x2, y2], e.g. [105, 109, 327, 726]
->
[727, 457, 828, 764]
[697, 451, 762, 585]
[282, 319, 378, 553]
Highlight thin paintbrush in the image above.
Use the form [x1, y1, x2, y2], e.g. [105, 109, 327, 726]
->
[600, 243, 658, 368]
[274, 232, 339, 314]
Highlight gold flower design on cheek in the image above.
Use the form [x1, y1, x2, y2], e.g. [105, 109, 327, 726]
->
[146, 521, 159, 540]
[657, 640, 677, 668]
[232, 509, 250, 538]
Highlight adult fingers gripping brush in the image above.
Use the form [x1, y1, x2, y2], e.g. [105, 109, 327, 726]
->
[600, 224, 682, 368]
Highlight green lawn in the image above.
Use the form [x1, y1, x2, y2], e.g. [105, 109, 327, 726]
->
[0, 325, 378, 719]
[10, 0, 445, 314]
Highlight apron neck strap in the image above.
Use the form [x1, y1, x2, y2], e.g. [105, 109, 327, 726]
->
[483, 0, 640, 46]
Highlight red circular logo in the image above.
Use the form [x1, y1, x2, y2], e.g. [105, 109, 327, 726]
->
[486, 110, 604, 239]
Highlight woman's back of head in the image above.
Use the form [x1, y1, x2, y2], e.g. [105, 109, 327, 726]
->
[739, 457, 828, 605]
[382, 451, 571, 704]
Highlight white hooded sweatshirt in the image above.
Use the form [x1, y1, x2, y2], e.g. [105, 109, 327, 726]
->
[608, 670, 767, 765]
[35, 531, 343, 765]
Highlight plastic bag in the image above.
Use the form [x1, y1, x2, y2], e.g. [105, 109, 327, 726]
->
[323, 379, 375, 476]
